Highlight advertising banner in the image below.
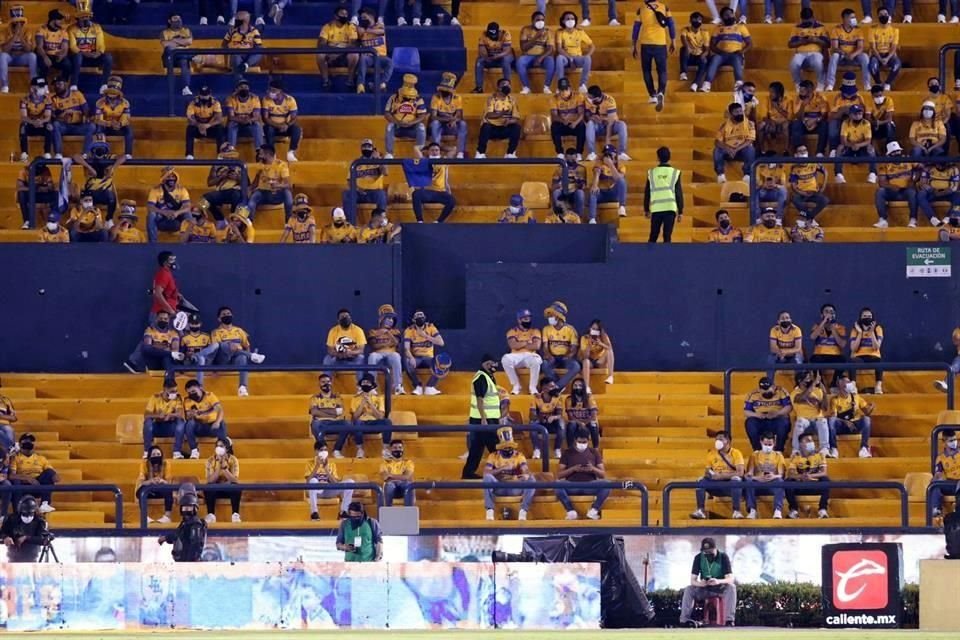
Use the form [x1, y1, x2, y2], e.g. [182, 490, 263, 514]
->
[820, 543, 904, 629]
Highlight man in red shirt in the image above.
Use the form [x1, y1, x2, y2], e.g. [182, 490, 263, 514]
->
[151, 251, 183, 317]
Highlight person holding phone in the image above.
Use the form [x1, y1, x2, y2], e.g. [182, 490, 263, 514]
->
[849, 307, 884, 394]
[336, 501, 382, 562]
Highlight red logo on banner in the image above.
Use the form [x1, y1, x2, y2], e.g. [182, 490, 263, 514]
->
[832, 550, 888, 610]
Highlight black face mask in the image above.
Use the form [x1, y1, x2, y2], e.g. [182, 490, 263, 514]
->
[879, 15, 890, 24]
[763, 219, 776, 228]
[297, 211, 309, 220]
[500, 86, 511, 96]
[359, 18, 371, 28]
[20, 443, 34, 453]
[349, 516, 363, 526]
[189, 392, 202, 401]
[339, 318, 351, 328]
[336, 15, 349, 24]
[189, 325, 201, 333]
[487, 30, 499, 39]
[566, 160, 578, 168]
[391, 450, 403, 459]
[860, 317, 873, 324]
[156, 321, 169, 330]
[361, 148, 374, 158]
[360, 384, 374, 393]
[321, 384, 332, 392]
[780, 321, 791, 329]
[572, 387, 585, 395]
[150, 456, 163, 466]
[719, 219, 731, 229]
[520, 320, 532, 329]
[220, 315, 233, 325]
[414, 318, 426, 327]
[732, 114, 745, 123]
[549, 388, 562, 398]
[762, 390, 775, 398]
[722, 16, 735, 25]
[501, 449, 514, 458]
[238, 90, 249, 98]
[181, 508, 196, 519]
[930, 84, 941, 94]
[691, 20, 702, 27]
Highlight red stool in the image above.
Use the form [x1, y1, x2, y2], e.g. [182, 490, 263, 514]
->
[702, 595, 724, 625]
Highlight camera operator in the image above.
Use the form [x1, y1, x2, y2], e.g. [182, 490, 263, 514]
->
[157, 492, 207, 562]
[1, 496, 51, 563]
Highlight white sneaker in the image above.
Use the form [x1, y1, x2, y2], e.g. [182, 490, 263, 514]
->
[586, 152, 597, 161]
[825, 84, 834, 92]
[529, 387, 538, 395]
[458, 450, 469, 460]
[200, 17, 208, 25]
[504, 152, 517, 159]
[907, 219, 918, 228]
[473, 152, 486, 159]
[818, 509, 829, 519]
[711, 17, 722, 25]
[255, 16, 265, 26]
[859, 446, 872, 458]
[424, 19, 432, 26]
[565, 510, 578, 520]
[734, 81, 743, 91]
[773, 509, 783, 519]
[743, 175, 750, 184]
[553, 448, 561, 459]
[205, 513, 217, 524]
[286, 150, 299, 163]
[157, 515, 172, 524]
[884, 83, 891, 91]
[39, 502, 55, 514]
[873, 219, 889, 228]
[862, 16, 872, 24]
[690, 509, 706, 519]
[829, 149, 837, 158]
[586, 508, 600, 520]
[618, 152, 631, 161]
[648, 96, 659, 104]
[383, 153, 394, 159]
[518, 509, 528, 520]
[867, 172, 877, 184]
[1, 85, 9, 94]
[935, 379, 949, 392]
[173, 452, 184, 459]
[820, 448, 830, 459]
[185, 154, 195, 160]
[397, 17, 407, 26]
[142, 450, 149, 459]
[763, 15, 773, 24]
[238, 385, 249, 397]
[19, 152, 28, 163]
[520, 86, 531, 95]
[952, 16, 960, 23]
[747, 509, 757, 519]
[217, 15, 225, 24]
[608, 19, 620, 26]
[412, 18, 421, 26]
[450, 17, 460, 26]
[875, 381, 883, 394]
[939, 13, 947, 22]
[511, 385, 521, 395]
[580, 19, 591, 26]
[903, 14, 912, 23]
[732, 510, 745, 519]
[829, 447, 839, 458]
[333, 450, 344, 458]
[738, 16, 747, 23]
[250, 353, 265, 364]
[586, 386, 594, 395]
[228, 17, 235, 26]
[532, 448, 542, 459]
[455, 152, 464, 158]
[99, 84, 108, 94]
[356, 447, 365, 459]
[788, 509, 799, 519]
[578, 84, 588, 94]
[931, 216, 943, 227]
[424, 386, 441, 395]
[717, 173, 727, 184]
[190, 449, 200, 459]
[680, 72, 688, 81]
[350, 15, 359, 25]
[605, 375, 614, 384]
[618, 206, 627, 217]
[395, 385, 406, 395]
[542, 86, 552, 95]
[412, 386, 423, 396]
[690, 83, 699, 92]
[232, 512, 242, 523]
[834, 173, 845, 184]
[700, 82, 711, 93]
[485, 509, 495, 520]
[19, 221, 30, 231]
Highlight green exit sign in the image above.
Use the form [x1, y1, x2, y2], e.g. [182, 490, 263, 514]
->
[906, 246, 951, 278]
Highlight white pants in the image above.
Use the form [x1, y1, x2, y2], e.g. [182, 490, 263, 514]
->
[308, 477, 354, 513]
[501, 352, 542, 391]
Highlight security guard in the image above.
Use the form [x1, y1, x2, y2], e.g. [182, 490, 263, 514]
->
[644, 146, 683, 243]
[460, 354, 503, 479]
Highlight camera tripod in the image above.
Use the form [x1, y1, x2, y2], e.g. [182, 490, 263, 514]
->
[38, 538, 59, 563]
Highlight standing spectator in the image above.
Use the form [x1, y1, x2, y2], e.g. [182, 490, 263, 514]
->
[336, 502, 382, 562]
[834, 105, 876, 185]
[869, 84, 896, 150]
[849, 308, 884, 394]
[868, 8, 900, 90]
[461, 355, 503, 479]
[94, 76, 133, 158]
[643, 146, 682, 242]
[758, 82, 790, 152]
[769, 310, 803, 378]
[828, 372, 874, 458]
[931, 430, 960, 517]
[581, 319, 615, 391]
[142, 379, 186, 459]
[305, 441, 354, 518]
[707, 208, 744, 242]
[183, 380, 227, 460]
[917, 162, 958, 228]
[281, 194, 318, 243]
[368, 304, 404, 396]
[356, 7, 392, 94]
[873, 141, 916, 228]
[473, 22, 513, 93]
[517, 12, 554, 95]
[556, 428, 609, 520]
[124, 311, 182, 381]
[530, 378, 565, 459]
[403, 310, 446, 396]
[9, 433, 58, 514]
[209, 306, 266, 397]
[429, 73, 467, 159]
[475, 78, 521, 159]
[35, 10, 71, 83]
[788, 8, 828, 90]
[324, 309, 367, 384]
[381, 439, 414, 506]
[502, 310, 542, 396]
[743, 375, 792, 452]
[222, 11, 262, 82]
[0, 381, 17, 450]
[161, 12, 193, 96]
[317, 6, 359, 91]
[342, 374, 391, 459]
[785, 430, 830, 518]
[678, 538, 737, 627]
[50, 75, 93, 154]
[344, 139, 388, 218]
[790, 145, 829, 224]
[555, 11, 594, 94]
[789, 80, 828, 156]
[690, 431, 745, 520]
[755, 151, 787, 222]
[383, 76, 426, 159]
[714, 102, 756, 184]
[791, 371, 830, 456]
[322, 207, 358, 243]
[146, 167, 191, 243]
[701, 7, 750, 94]
[565, 378, 600, 448]
[809, 304, 847, 390]
[204, 437, 242, 523]
[411, 142, 456, 223]
[909, 102, 948, 159]
[541, 301, 581, 391]
[184, 87, 225, 160]
[68, 4, 112, 93]
[18, 78, 54, 163]
[483, 426, 535, 521]
[745, 431, 786, 519]
[826, 8, 868, 91]
[0, 4, 37, 94]
[584, 85, 629, 161]
[226, 79, 264, 153]
[137, 445, 173, 524]
[262, 79, 301, 163]
[552, 148, 587, 217]
[550, 78, 586, 158]
[309, 373, 347, 446]
[589, 144, 628, 222]
[632, 0, 676, 111]
[201, 143, 245, 221]
[248, 144, 293, 221]
[678, 12, 710, 92]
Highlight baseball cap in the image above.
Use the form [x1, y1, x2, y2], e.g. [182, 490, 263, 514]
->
[31, 78, 46, 88]
[331, 207, 346, 220]
[701, 537, 717, 551]
[509, 194, 523, 207]
[361, 138, 374, 147]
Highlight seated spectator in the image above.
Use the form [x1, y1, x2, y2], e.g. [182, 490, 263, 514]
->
[358, 207, 399, 244]
[938, 205, 960, 242]
[65, 192, 107, 242]
[848, 308, 884, 393]
[111, 200, 144, 243]
[344, 139, 388, 217]
[556, 428, 609, 520]
[589, 144, 628, 222]
[714, 102, 755, 184]
[517, 12, 554, 95]
[769, 310, 804, 378]
[473, 22, 513, 94]
[828, 372, 874, 458]
[225, 203, 256, 244]
[309, 373, 347, 446]
[541, 301, 581, 390]
[873, 141, 916, 228]
[755, 151, 787, 222]
[281, 194, 317, 243]
[789, 145, 829, 224]
[411, 142, 456, 223]
[147, 167, 191, 243]
[701, 7, 750, 94]
[124, 310, 182, 381]
[383, 76, 426, 159]
[35, 10, 72, 84]
[744, 375, 792, 452]
[38, 212, 69, 242]
[917, 162, 958, 228]
[833, 105, 876, 185]
[785, 430, 830, 518]
[183, 380, 227, 460]
[551, 78, 586, 157]
[184, 87, 225, 160]
[932, 429, 960, 517]
[545, 200, 582, 224]
[925, 77, 952, 130]
[735, 81, 759, 125]
[322, 207, 358, 243]
[19, 79, 53, 163]
[202, 144, 245, 222]
[690, 431, 744, 520]
[678, 538, 737, 627]
[50, 75, 93, 154]
[497, 194, 535, 224]
[136, 445, 173, 523]
[180, 313, 214, 387]
[325, 309, 367, 384]
[827, 72, 865, 157]
[791, 371, 830, 455]
[222, 11, 262, 81]
[381, 439, 414, 506]
[0, 383, 17, 450]
[910, 102, 948, 159]
[226, 79, 263, 152]
[248, 144, 293, 221]
[257, 80, 302, 164]
[367, 304, 404, 395]
[209, 306, 266, 397]
[317, 6, 358, 91]
[552, 148, 587, 217]
[789, 80, 828, 156]
[306, 440, 355, 518]
[826, 8, 868, 91]
[530, 378, 565, 459]
[707, 208, 744, 242]
[745, 431, 786, 520]
[555, 11, 594, 94]
[788, 8, 828, 90]
[565, 378, 600, 448]
[758, 82, 789, 152]
[566, 0, 618, 26]
[581, 319, 615, 391]
[356, 7, 392, 94]
[16, 162, 56, 230]
[204, 437, 242, 523]
[9, 433, 58, 514]
[678, 12, 710, 92]
[94, 76, 133, 158]
[869, 84, 896, 149]
[341, 374, 391, 459]
[429, 73, 467, 159]
[403, 310, 446, 395]
[0, 4, 37, 95]
[161, 12, 194, 96]
[868, 8, 900, 90]
[809, 304, 847, 390]
[483, 426, 535, 521]
[585, 84, 629, 162]
[68, 4, 112, 93]
[502, 309, 543, 396]
[475, 78, 521, 159]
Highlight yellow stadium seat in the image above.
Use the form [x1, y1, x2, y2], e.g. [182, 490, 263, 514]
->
[720, 181, 749, 203]
[388, 182, 411, 204]
[522, 114, 551, 140]
[936, 410, 960, 426]
[904, 472, 933, 502]
[520, 181, 550, 208]
[116, 414, 143, 443]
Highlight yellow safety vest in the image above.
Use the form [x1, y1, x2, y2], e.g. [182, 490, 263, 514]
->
[469, 370, 501, 420]
[647, 165, 680, 214]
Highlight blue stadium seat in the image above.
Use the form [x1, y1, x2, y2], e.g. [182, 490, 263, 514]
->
[392, 47, 421, 75]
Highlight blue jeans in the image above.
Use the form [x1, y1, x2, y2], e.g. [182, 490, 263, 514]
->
[679, 47, 708, 86]
[585, 120, 628, 155]
[532, 420, 566, 452]
[767, 351, 802, 380]
[405, 355, 438, 389]
[394, 0, 422, 20]
[789, 119, 827, 155]
[474, 54, 514, 88]
[322, 354, 366, 383]
[745, 483, 785, 511]
[588, 178, 627, 221]
[162, 49, 192, 90]
[875, 186, 917, 220]
[129, 343, 177, 383]
[706, 53, 744, 83]
[358, 54, 393, 88]
[412, 188, 456, 222]
[756, 186, 787, 219]
[227, 121, 264, 148]
[834, 145, 876, 175]
[792, 417, 830, 452]
[248, 188, 293, 220]
[187, 343, 219, 385]
[335, 418, 392, 452]
[941, 0, 960, 17]
[0, 425, 15, 451]
[143, 417, 186, 454]
[860, 0, 905, 17]
[264, 123, 302, 151]
[342, 188, 388, 220]
[483, 473, 534, 510]
[70, 229, 108, 242]
[212, 345, 251, 387]
[384, 479, 414, 506]
[147, 212, 183, 243]
[789, 52, 824, 86]
[763, 0, 786, 17]
[230, 52, 263, 80]
[53, 121, 94, 154]
[792, 192, 830, 219]
[0, 52, 36, 87]
[556, 483, 610, 511]
[869, 54, 901, 87]
[368, 351, 402, 390]
[516, 55, 555, 89]
[695, 477, 742, 511]
[745, 415, 790, 452]
[71, 52, 113, 88]
[554, 188, 585, 217]
[556, 54, 592, 87]
[912, 145, 946, 158]
[185, 419, 228, 450]
[311, 418, 347, 444]
[713, 145, 755, 176]
[918, 188, 958, 221]
[429, 120, 467, 154]
[829, 416, 872, 449]
[826, 52, 870, 89]
[640, 44, 668, 97]
[541, 355, 581, 391]
[385, 122, 426, 154]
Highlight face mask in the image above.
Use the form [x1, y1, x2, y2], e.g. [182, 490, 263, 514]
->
[762, 390, 775, 398]
[878, 14, 890, 23]
[297, 212, 308, 220]
[321, 383, 332, 392]
[860, 316, 873, 324]
[722, 16, 735, 25]
[318, 450, 329, 460]
[743, 92, 755, 102]
[845, 382, 857, 394]
[509, 206, 521, 214]
[171, 20, 183, 29]
[547, 317, 558, 326]
[565, 19, 576, 28]
[692, 20, 702, 27]
[21, 443, 34, 453]
[21, 515, 34, 524]
[215, 446, 226, 457]
[429, 152, 441, 159]
[46, 222, 58, 232]
[796, 152, 809, 158]
[359, 18, 371, 28]
[780, 320, 791, 329]
[360, 384, 374, 393]
[414, 317, 426, 327]
[761, 444, 773, 453]
[349, 516, 363, 525]
[337, 15, 349, 24]
[361, 148, 374, 158]
[391, 450, 403, 459]
[520, 320, 531, 329]
[923, 109, 935, 118]
[180, 509, 194, 518]
[156, 321, 169, 330]
[220, 315, 233, 325]
[549, 388, 561, 398]
[804, 442, 816, 453]
[487, 29, 499, 39]
[874, 96, 885, 105]
[339, 318, 351, 328]
[715, 440, 725, 451]
[946, 440, 958, 450]
[82, 201, 95, 210]
[501, 449, 514, 457]
[238, 90, 249, 98]
[719, 219, 731, 229]
[847, 17, 857, 26]
[500, 86, 511, 96]
[732, 114, 744, 123]
[929, 84, 940, 94]
[575, 442, 588, 452]
[763, 219, 776, 228]
[534, 20, 545, 29]
[167, 392, 177, 400]
[150, 456, 163, 465]
[189, 392, 201, 401]
[573, 387, 585, 395]
[590, 329, 601, 336]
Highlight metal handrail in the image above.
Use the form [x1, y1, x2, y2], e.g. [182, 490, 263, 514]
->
[930, 424, 960, 474]
[723, 362, 954, 433]
[314, 424, 552, 471]
[138, 481, 383, 528]
[0, 484, 124, 530]
[662, 479, 909, 528]
[924, 479, 960, 525]
[167, 46, 383, 116]
[938, 44, 960, 88]
[402, 480, 650, 526]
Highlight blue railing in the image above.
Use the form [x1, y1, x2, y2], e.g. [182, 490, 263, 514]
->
[925, 479, 959, 525]
[938, 43, 960, 88]
[0, 484, 124, 530]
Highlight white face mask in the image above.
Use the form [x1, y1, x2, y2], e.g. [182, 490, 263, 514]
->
[20, 515, 34, 524]
[575, 442, 588, 452]
[565, 19, 576, 28]
[714, 440, 725, 451]
[380, 217, 388, 227]
[761, 444, 773, 453]
[874, 96, 885, 105]
[803, 442, 816, 453]
[37, 87, 48, 97]
[509, 206, 520, 214]
[215, 446, 226, 457]
[848, 17, 858, 26]
[46, 222, 58, 231]
[547, 317, 558, 326]
[167, 392, 177, 400]
[534, 20, 545, 29]
[318, 450, 329, 460]
[844, 382, 857, 394]
[767, 163, 776, 169]
[590, 329, 601, 336]
[946, 440, 958, 450]
[923, 109, 935, 118]
[796, 152, 808, 158]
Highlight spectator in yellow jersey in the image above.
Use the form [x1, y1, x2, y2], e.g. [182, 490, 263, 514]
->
[631, 0, 676, 112]
[356, 7, 392, 94]
[0, 4, 36, 94]
[584, 85, 630, 161]
[262, 79, 301, 163]
[678, 12, 710, 92]
[827, 72, 865, 157]
[790, 218, 824, 242]
[869, 84, 896, 149]
[473, 22, 513, 94]
[357, 208, 397, 244]
[304, 440, 355, 518]
[938, 206, 960, 242]
[789, 145, 829, 224]
[344, 374, 392, 459]
[565, 377, 600, 448]
[322, 207, 358, 244]
[209, 306, 265, 397]
[744, 375, 792, 452]
[849, 308, 884, 394]
[809, 303, 847, 390]
[745, 432, 787, 519]
[754, 150, 787, 222]
[185, 86, 226, 160]
[317, 6, 359, 90]
[94, 76, 133, 157]
[226, 78, 264, 152]
[555, 11, 594, 93]
[867, 8, 900, 90]
[545, 200, 582, 224]
[248, 144, 293, 220]
[702, 7, 750, 93]
[788, 8, 829, 90]
[39, 212, 69, 243]
[690, 431, 745, 520]
[411, 142, 456, 223]
[403, 310, 446, 395]
[580, 319, 614, 392]
[789, 80, 828, 155]
[223, 205, 257, 244]
[35, 10, 71, 84]
[222, 11, 262, 81]
[735, 81, 759, 125]
[137, 445, 174, 523]
[381, 440, 415, 506]
[791, 371, 830, 455]
[66, 192, 107, 242]
[936, 325, 960, 391]
[834, 105, 876, 185]
[826, 8, 869, 91]
[541, 301, 581, 390]
[384, 76, 427, 159]
[50, 75, 94, 154]
[147, 167, 192, 243]
[204, 437, 242, 523]
[201, 143, 246, 222]
[917, 162, 959, 227]
[126, 310, 184, 384]
[503, 309, 543, 396]
[183, 380, 227, 460]
[143, 379, 186, 459]
[707, 208, 744, 242]
[785, 430, 830, 518]
[475, 78, 521, 159]
[281, 193, 317, 243]
[344, 138, 388, 218]
[16, 158, 57, 228]
[589, 144, 628, 222]
[111, 201, 144, 243]
[498, 194, 536, 224]
[758, 82, 790, 153]
[367, 305, 404, 396]
[924, 77, 953, 128]
[910, 101, 948, 158]
[516, 12, 554, 95]
[76, 132, 123, 223]
[552, 148, 587, 217]
[9, 433, 58, 514]
[768, 311, 803, 380]
[873, 141, 917, 228]
[181, 313, 215, 387]
[309, 374, 347, 446]
[161, 12, 194, 96]
[483, 426, 535, 521]
[18, 78, 53, 164]
[325, 309, 367, 384]
[550, 77, 586, 157]
[530, 378, 565, 459]
[713, 102, 756, 184]
[931, 430, 960, 517]
[429, 72, 467, 158]
[827, 371, 874, 459]
[68, 4, 111, 93]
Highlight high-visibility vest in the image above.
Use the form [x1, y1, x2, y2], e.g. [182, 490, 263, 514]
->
[469, 369, 501, 420]
[647, 165, 680, 214]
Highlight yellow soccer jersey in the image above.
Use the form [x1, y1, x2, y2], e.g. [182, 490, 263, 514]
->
[483, 95, 519, 127]
[792, 385, 826, 419]
[707, 226, 744, 243]
[211, 325, 250, 351]
[386, 94, 426, 125]
[319, 21, 359, 46]
[552, 91, 584, 122]
[790, 22, 828, 54]
[323, 223, 358, 244]
[637, 2, 673, 46]
[840, 119, 872, 145]
[20, 95, 51, 120]
[829, 393, 869, 421]
[556, 28, 592, 56]
[223, 26, 262, 49]
[744, 387, 791, 416]
[934, 451, 960, 480]
[262, 94, 297, 127]
[184, 391, 221, 424]
[869, 25, 898, 55]
[187, 98, 223, 123]
[143, 326, 180, 351]
[180, 331, 211, 358]
[95, 96, 130, 128]
[68, 23, 105, 54]
[145, 392, 185, 419]
[789, 452, 826, 475]
[565, 395, 598, 423]
[180, 218, 219, 243]
[485, 450, 528, 475]
[50, 89, 87, 124]
[351, 392, 385, 422]
[479, 30, 512, 55]
[680, 26, 710, 56]
[367, 327, 401, 353]
[380, 458, 414, 478]
[519, 25, 551, 56]
[113, 225, 144, 243]
[404, 324, 440, 358]
[430, 92, 463, 119]
[284, 215, 317, 243]
[705, 447, 745, 474]
[850, 324, 883, 357]
[712, 23, 750, 53]
[746, 225, 791, 243]
[716, 119, 756, 147]
[542, 324, 578, 357]
[830, 24, 864, 55]
[748, 450, 786, 476]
